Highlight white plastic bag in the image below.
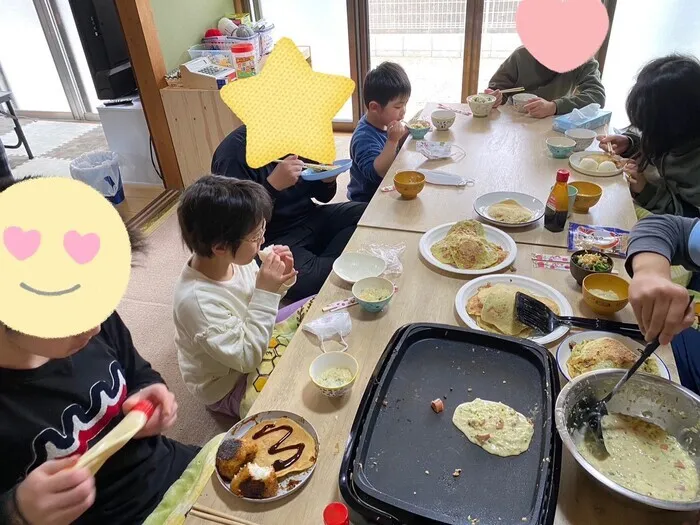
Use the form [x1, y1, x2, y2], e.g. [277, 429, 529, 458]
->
[359, 242, 406, 278]
[70, 151, 122, 198]
[303, 311, 352, 352]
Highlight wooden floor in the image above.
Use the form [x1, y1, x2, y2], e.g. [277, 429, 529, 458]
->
[116, 184, 167, 222]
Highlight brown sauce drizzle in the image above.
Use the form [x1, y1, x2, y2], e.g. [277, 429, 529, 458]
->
[252, 423, 305, 471]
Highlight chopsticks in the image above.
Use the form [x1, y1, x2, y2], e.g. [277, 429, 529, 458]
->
[271, 159, 338, 172]
[499, 86, 525, 94]
[190, 504, 262, 525]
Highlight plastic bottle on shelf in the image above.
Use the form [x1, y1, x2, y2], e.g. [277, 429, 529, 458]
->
[231, 43, 257, 79]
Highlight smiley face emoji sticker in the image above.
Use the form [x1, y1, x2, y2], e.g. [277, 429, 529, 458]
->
[0, 177, 132, 338]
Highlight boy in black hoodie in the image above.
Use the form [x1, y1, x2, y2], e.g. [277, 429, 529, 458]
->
[0, 177, 199, 525]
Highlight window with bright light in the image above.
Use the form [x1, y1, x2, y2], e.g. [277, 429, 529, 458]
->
[602, 0, 700, 129]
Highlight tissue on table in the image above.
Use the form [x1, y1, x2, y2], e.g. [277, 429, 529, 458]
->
[552, 103, 612, 133]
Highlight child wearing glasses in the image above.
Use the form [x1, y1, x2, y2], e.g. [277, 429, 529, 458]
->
[173, 176, 299, 419]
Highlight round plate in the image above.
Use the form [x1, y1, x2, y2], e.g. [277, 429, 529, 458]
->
[455, 274, 573, 345]
[473, 191, 545, 228]
[215, 410, 320, 503]
[419, 222, 517, 276]
[569, 152, 623, 177]
[332, 252, 386, 284]
[301, 159, 351, 181]
[556, 331, 671, 382]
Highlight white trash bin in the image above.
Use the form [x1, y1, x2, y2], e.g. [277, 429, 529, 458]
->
[70, 151, 124, 204]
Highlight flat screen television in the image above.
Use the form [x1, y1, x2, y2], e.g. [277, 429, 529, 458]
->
[68, 0, 138, 100]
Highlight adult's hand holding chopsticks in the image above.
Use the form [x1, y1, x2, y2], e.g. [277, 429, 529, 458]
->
[15, 456, 95, 525]
[483, 88, 503, 107]
[123, 384, 178, 438]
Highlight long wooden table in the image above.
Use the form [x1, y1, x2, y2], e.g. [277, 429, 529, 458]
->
[187, 104, 694, 524]
[188, 228, 694, 525]
[358, 104, 637, 249]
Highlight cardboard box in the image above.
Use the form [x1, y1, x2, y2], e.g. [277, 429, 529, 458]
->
[553, 109, 612, 133]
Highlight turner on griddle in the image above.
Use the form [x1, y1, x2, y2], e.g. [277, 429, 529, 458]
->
[514, 292, 643, 339]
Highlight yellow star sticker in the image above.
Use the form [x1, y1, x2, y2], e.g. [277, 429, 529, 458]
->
[220, 37, 355, 168]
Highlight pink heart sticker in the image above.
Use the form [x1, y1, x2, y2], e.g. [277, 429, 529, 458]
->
[516, 0, 609, 73]
[64, 231, 101, 264]
[3, 227, 41, 261]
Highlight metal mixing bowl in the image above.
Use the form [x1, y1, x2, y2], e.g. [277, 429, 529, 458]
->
[555, 369, 700, 511]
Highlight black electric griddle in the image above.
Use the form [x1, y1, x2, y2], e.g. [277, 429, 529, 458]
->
[340, 324, 561, 525]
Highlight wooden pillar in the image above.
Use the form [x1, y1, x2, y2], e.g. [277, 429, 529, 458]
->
[462, 0, 485, 102]
[596, 0, 618, 74]
[114, 0, 183, 189]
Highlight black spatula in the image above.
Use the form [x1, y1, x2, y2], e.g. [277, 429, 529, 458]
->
[514, 292, 644, 340]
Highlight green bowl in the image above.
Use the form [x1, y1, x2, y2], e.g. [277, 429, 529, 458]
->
[408, 127, 430, 140]
[352, 277, 394, 313]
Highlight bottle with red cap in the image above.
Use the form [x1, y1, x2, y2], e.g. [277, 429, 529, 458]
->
[544, 169, 570, 233]
[323, 502, 350, 525]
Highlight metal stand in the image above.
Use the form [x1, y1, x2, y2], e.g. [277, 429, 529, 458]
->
[0, 91, 33, 159]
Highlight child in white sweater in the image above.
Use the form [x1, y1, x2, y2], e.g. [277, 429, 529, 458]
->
[173, 176, 297, 419]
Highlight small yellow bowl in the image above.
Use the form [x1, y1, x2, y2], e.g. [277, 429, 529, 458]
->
[582, 273, 629, 315]
[569, 181, 602, 213]
[393, 171, 425, 200]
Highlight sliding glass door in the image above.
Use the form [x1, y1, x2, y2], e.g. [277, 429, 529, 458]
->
[256, 0, 355, 123]
[367, 0, 468, 119]
[0, 0, 99, 119]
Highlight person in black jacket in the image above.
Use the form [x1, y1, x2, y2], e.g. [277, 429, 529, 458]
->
[0, 177, 199, 525]
[212, 126, 367, 300]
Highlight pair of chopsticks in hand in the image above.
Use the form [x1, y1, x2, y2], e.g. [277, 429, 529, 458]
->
[190, 504, 261, 525]
[271, 159, 338, 172]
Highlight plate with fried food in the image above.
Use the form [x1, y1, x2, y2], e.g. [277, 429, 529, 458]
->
[474, 191, 545, 228]
[455, 274, 573, 345]
[214, 410, 319, 502]
[556, 331, 671, 382]
[419, 219, 517, 275]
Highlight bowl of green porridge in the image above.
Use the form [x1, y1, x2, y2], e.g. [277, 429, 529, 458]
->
[352, 277, 394, 313]
[309, 351, 359, 398]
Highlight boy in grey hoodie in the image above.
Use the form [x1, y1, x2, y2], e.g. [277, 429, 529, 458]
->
[600, 55, 700, 217]
[485, 46, 605, 118]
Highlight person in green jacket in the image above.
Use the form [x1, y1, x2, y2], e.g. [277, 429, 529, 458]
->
[600, 54, 700, 217]
[484, 46, 605, 118]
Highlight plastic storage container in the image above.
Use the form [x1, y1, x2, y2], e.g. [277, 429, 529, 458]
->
[254, 21, 275, 55]
[188, 44, 234, 67]
[202, 34, 261, 62]
[231, 43, 257, 78]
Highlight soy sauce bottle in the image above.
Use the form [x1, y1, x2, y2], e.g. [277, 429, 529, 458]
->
[544, 169, 570, 233]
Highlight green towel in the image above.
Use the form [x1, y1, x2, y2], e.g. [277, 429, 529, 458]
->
[144, 433, 225, 525]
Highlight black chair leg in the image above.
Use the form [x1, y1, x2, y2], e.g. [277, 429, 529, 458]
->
[4, 101, 33, 159]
